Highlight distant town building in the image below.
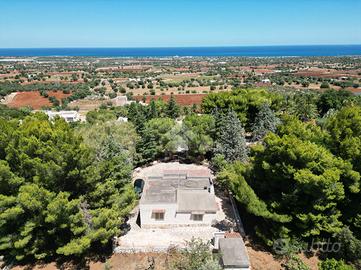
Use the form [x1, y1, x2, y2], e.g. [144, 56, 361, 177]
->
[117, 116, 128, 123]
[139, 170, 218, 228]
[112, 95, 131, 106]
[261, 78, 271, 84]
[45, 110, 80, 122]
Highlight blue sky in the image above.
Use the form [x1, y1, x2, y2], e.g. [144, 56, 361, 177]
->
[0, 0, 360, 48]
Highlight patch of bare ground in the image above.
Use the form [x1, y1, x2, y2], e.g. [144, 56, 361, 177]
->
[245, 239, 283, 270]
[298, 253, 320, 270]
[11, 252, 176, 270]
[245, 238, 320, 270]
[103, 252, 174, 270]
[10, 244, 320, 270]
[6, 91, 71, 109]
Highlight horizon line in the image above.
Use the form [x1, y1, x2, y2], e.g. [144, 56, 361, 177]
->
[1, 44, 361, 50]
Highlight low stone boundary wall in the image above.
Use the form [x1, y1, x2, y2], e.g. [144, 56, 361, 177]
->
[114, 245, 180, 254]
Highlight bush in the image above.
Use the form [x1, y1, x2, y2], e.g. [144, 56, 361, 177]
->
[319, 259, 354, 270]
[171, 238, 221, 270]
[284, 255, 310, 270]
[320, 82, 330, 89]
[335, 227, 361, 263]
[108, 92, 117, 99]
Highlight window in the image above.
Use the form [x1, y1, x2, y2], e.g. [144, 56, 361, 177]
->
[152, 210, 165, 221]
[154, 212, 164, 221]
[192, 214, 203, 221]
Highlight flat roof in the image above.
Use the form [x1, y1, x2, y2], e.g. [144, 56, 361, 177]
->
[141, 179, 178, 204]
[219, 238, 250, 268]
[140, 170, 213, 206]
[177, 189, 218, 213]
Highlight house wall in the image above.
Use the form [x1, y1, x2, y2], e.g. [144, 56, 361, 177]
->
[224, 267, 249, 270]
[139, 203, 177, 228]
[139, 203, 217, 228]
[175, 212, 216, 225]
[222, 265, 251, 270]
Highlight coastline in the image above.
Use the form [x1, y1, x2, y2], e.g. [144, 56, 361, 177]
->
[0, 45, 360, 57]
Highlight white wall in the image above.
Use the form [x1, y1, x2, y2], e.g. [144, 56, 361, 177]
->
[139, 203, 217, 228]
[224, 267, 249, 270]
[139, 203, 177, 228]
[224, 267, 250, 270]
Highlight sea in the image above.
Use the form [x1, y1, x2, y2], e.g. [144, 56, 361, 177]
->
[0, 45, 360, 57]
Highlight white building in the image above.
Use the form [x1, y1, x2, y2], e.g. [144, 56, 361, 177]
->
[214, 232, 250, 270]
[117, 116, 128, 123]
[139, 170, 218, 228]
[45, 110, 80, 122]
[112, 95, 130, 106]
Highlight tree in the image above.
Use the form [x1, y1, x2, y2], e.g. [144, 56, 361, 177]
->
[0, 105, 30, 120]
[324, 107, 361, 237]
[201, 88, 283, 128]
[127, 102, 148, 132]
[217, 161, 290, 224]
[219, 116, 360, 245]
[289, 92, 318, 121]
[252, 103, 280, 141]
[166, 95, 180, 119]
[0, 114, 135, 261]
[325, 106, 361, 173]
[86, 109, 117, 124]
[148, 99, 158, 119]
[137, 118, 176, 164]
[214, 110, 247, 162]
[252, 133, 358, 240]
[321, 82, 330, 89]
[77, 121, 139, 160]
[335, 227, 361, 264]
[277, 115, 329, 146]
[317, 89, 352, 116]
[182, 114, 215, 161]
[171, 238, 221, 270]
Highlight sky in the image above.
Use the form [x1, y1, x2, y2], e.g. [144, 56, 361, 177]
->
[0, 0, 360, 48]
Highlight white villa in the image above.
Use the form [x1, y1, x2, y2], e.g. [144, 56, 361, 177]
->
[45, 110, 80, 122]
[139, 169, 219, 228]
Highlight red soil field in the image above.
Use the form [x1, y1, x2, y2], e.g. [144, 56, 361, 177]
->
[7, 91, 71, 110]
[20, 80, 83, 85]
[134, 94, 207, 106]
[295, 70, 353, 78]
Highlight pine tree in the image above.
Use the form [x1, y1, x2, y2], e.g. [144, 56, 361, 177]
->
[0, 115, 136, 261]
[214, 110, 248, 162]
[252, 103, 280, 141]
[148, 99, 158, 119]
[166, 95, 180, 119]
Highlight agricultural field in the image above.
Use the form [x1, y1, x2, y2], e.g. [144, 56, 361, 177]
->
[1, 56, 361, 114]
[5, 90, 71, 109]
